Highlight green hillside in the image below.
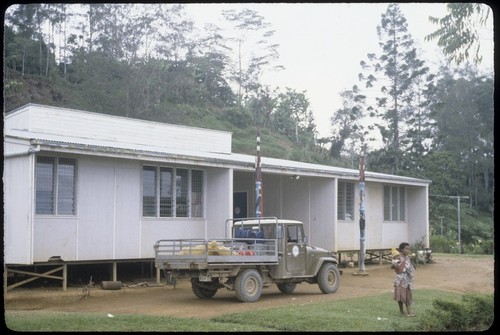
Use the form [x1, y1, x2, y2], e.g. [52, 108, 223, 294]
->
[4, 71, 334, 165]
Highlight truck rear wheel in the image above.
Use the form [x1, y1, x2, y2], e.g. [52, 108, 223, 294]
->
[234, 269, 263, 303]
[191, 279, 218, 299]
[317, 262, 341, 294]
[277, 282, 297, 294]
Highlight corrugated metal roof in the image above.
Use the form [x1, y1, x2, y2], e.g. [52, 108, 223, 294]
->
[9, 135, 429, 185]
[4, 104, 431, 186]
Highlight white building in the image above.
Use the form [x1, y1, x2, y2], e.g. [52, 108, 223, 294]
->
[4, 104, 430, 290]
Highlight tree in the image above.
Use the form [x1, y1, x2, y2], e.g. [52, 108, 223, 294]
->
[429, 66, 494, 213]
[426, 3, 492, 66]
[329, 86, 367, 159]
[5, 4, 53, 76]
[246, 85, 278, 129]
[151, 4, 194, 62]
[190, 23, 234, 106]
[222, 8, 284, 111]
[272, 88, 315, 146]
[401, 70, 437, 172]
[189, 54, 235, 107]
[359, 3, 433, 173]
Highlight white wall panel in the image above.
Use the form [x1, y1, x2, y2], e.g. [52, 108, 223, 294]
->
[407, 186, 430, 247]
[364, 181, 383, 250]
[337, 222, 357, 251]
[308, 178, 336, 250]
[3, 154, 33, 264]
[11, 104, 231, 154]
[4, 107, 29, 130]
[382, 222, 408, 248]
[260, 174, 282, 218]
[113, 159, 142, 259]
[281, 177, 310, 223]
[33, 217, 78, 262]
[77, 157, 115, 260]
[205, 167, 231, 238]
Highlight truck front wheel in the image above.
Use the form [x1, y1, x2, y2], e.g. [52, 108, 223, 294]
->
[317, 263, 341, 294]
[191, 279, 218, 299]
[234, 269, 263, 302]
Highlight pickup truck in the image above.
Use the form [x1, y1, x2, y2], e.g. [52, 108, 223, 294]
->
[154, 217, 341, 303]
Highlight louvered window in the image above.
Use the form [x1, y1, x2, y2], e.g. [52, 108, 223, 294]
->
[191, 170, 203, 218]
[143, 166, 204, 218]
[337, 181, 355, 221]
[160, 167, 173, 217]
[36, 156, 76, 215]
[175, 169, 188, 217]
[142, 166, 157, 216]
[383, 185, 406, 221]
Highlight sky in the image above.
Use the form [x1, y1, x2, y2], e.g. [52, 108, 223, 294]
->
[185, 3, 494, 141]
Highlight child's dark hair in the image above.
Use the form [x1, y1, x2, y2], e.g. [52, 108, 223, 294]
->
[399, 242, 409, 252]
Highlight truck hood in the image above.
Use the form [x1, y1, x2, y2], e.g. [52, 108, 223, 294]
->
[307, 245, 337, 258]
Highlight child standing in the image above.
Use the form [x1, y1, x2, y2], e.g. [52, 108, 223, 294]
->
[393, 242, 416, 317]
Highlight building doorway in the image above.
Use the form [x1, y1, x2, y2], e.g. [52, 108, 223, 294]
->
[233, 191, 248, 218]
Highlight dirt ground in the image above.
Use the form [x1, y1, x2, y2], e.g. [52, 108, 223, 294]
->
[4, 255, 494, 320]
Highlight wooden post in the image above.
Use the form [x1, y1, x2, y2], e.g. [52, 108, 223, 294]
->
[354, 155, 368, 276]
[156, 267, 161, 284]
[63, 263, 67, 291]
[112, 262, 117, 281]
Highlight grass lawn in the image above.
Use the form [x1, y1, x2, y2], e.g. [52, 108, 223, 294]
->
[6, 289, 481, 332]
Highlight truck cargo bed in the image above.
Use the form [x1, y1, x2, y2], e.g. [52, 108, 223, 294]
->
[154, 238, 279, 270]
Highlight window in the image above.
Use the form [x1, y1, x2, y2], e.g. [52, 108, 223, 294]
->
[142, 166, 157, 216]
[191, 170, 203, 217]
[160, 167, 173, 217]
[384, 185, 406, 221]
[287, 225, 305, 243]
[142, 166, 204, 218]
[337, 181, 355, 221]
[36, 156, 76, 215]
[176, 169, 188, 217]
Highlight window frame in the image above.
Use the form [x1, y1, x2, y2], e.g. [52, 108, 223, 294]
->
[35, 155, 77, 216]
[383, 185, 406, 222]
[337, 181, 355, 221]
[142, 165, 205, 218]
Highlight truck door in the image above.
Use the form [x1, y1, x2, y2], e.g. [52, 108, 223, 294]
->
[285, 224, 307, 276]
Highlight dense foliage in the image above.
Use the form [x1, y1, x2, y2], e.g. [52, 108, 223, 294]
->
[3, 4, 493, 253]
[417, 293, 494, 331]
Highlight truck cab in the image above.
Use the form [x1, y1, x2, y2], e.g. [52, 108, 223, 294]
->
[229, 217, 341, 295]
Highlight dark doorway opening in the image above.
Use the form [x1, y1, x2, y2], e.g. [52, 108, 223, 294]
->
[233, 191, 248, 218]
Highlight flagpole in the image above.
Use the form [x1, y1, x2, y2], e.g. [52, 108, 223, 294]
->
[354, 154, 368, 276]
[255, 127, 262, 218]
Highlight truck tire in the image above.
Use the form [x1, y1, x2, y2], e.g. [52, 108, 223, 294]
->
[277, 282, 297, 294]
[191, 279, 218, 299]
[234, 269, 263, 303]
[317, 262, 341, 294]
